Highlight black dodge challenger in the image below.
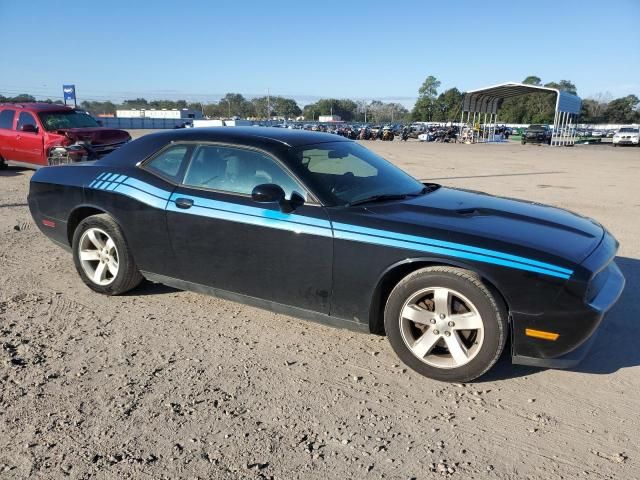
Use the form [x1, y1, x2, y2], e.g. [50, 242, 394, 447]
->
[28, 128, 625, 381]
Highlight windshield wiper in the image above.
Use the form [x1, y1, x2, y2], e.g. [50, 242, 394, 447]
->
[347, 194, 408, 207]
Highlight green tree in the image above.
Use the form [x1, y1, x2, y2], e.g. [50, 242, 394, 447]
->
[604, 95, 640, 123]
[122, 98, 149, 109]
[433, 88, 464, 122]
[251, 96, 301, 119]
[411, 76, 441, 121]
[302, 98, 358, 121]
[80, 100, 117, 115]
[497, 76, 578, 124]
[218, 93, 253, 118]
[523, 76, 542, 86]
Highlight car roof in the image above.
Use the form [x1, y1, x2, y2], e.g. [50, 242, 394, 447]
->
[0, 102, 74, 112]
[139, 126, 350, 148]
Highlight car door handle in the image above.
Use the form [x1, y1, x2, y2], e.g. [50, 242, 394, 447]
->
[175, 197, 194, 209]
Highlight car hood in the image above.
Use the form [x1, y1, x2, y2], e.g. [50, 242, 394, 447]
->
[360, 186, 604, 265]
[53, 127, 131, 145]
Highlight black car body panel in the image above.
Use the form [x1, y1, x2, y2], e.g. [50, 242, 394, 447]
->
[28, 127, 625, 369]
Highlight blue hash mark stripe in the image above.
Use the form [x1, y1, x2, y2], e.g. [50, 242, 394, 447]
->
[87, 173, 572, 279]
[332, 222, 573, 277]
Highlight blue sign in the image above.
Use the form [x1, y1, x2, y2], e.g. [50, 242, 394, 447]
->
[63, 84, 76, 105]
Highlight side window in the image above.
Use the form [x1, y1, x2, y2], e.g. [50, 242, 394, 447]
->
[0, 110, 15, 129]
[144, 145, 190, 182]
[16, 112, 38, 132]
[305, 148, 377, 177]
[183, 145, 307, 199]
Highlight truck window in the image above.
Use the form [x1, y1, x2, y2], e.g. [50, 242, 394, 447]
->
[0, 110, 15, 129]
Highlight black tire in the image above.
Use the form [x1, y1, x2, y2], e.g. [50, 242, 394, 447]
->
[72, 214, 143, 295]
[521, 139, 526, 145]
[384, 266, 508, 382]
[0, 155, 7, 170]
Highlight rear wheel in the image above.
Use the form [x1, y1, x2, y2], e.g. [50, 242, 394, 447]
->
[384, 266, 507, 382]
[72, 214, 143, 295]
[0, 155, 7, 170]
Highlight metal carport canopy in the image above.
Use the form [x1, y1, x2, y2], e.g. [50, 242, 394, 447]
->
[461, 82, 582, 146]
[462, 82, 581, 115]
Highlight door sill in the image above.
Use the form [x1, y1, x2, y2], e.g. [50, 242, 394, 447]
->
[140, 271, 369, 333]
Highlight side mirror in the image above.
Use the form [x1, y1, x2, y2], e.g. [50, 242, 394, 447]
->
[251, 183, 286, 203]
[251, 184, 305, 213]
[20, 124, 38, 133]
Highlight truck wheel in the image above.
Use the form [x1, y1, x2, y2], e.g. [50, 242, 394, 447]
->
[72, 214, 143, 295]
[384, 266, 508, 382]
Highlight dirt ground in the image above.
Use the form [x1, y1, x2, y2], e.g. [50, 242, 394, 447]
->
[1, 137, 639, 479]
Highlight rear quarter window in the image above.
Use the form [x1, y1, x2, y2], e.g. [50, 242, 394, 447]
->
[143, 144, 191, 182]
[0, 110, 15, 129]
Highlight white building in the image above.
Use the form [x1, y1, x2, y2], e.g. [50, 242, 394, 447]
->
[318, 115, 342, 122]
[116, 108, 202, 119]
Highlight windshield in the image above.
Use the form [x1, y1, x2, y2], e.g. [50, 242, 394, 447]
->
[38, 110, 100, 131]
[288, 141, 426, 206]
[619, 128, 639, 133]
[528, 125, 546, 131]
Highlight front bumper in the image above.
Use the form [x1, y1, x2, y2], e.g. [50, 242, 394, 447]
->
[613, 138, 639, 145]
[512, 261, 625, 369]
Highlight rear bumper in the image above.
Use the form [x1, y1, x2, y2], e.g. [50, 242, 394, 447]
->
[511, 261, 625, 369]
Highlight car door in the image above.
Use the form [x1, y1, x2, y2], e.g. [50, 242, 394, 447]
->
[165, 143, 334, 314]
[13, 112, 44, 166]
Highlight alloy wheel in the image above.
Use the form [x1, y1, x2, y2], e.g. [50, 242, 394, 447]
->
[399, 287, 485, 369]
[78, 227, 119, 286]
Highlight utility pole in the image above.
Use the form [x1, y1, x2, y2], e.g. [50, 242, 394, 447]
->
[267, 88, 271, 121]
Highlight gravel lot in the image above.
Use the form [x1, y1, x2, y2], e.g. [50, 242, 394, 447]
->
[1, 137, 639, 479]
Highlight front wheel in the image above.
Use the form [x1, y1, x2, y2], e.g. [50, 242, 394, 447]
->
[72, 214, 143, 295]
[384, 266, 507, 382]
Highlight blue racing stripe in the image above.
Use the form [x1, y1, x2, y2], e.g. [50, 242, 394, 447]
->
[86, 173, 572, 279]
[333, 222, 572, 275]
[167, 202, 333, 237]
[170, 193, 332, 229]
[123, 177, 172, 200]
[335, 230, 570, 279]
[112, 184, 170, 209]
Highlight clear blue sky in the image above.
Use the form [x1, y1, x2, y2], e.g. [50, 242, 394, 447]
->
[0, 0, 638, 107]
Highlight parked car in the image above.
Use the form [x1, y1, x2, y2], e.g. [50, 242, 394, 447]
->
[28, 128, 624, 382]
[612, 127, 640, 146]
[521, 124, 552, 145]
[591, 130, 605, 138]
[0, 103, 130, 169]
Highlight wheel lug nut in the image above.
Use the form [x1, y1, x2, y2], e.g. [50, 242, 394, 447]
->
[439, 313, 446, 319]
[430, 319, 436, 324]
[448, 321, 455, 327]
[444, 331, 451, 337]
[433, 329, 439, 335]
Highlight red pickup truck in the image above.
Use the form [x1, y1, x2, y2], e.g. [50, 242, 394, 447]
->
[0, 103, 130, 169]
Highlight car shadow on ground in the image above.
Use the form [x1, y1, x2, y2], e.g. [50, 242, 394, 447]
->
[124, 280, 179, 296]
[571, 256, 640, 375]
[0, 166, 29, 177]
[478, 256, 640, 382]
